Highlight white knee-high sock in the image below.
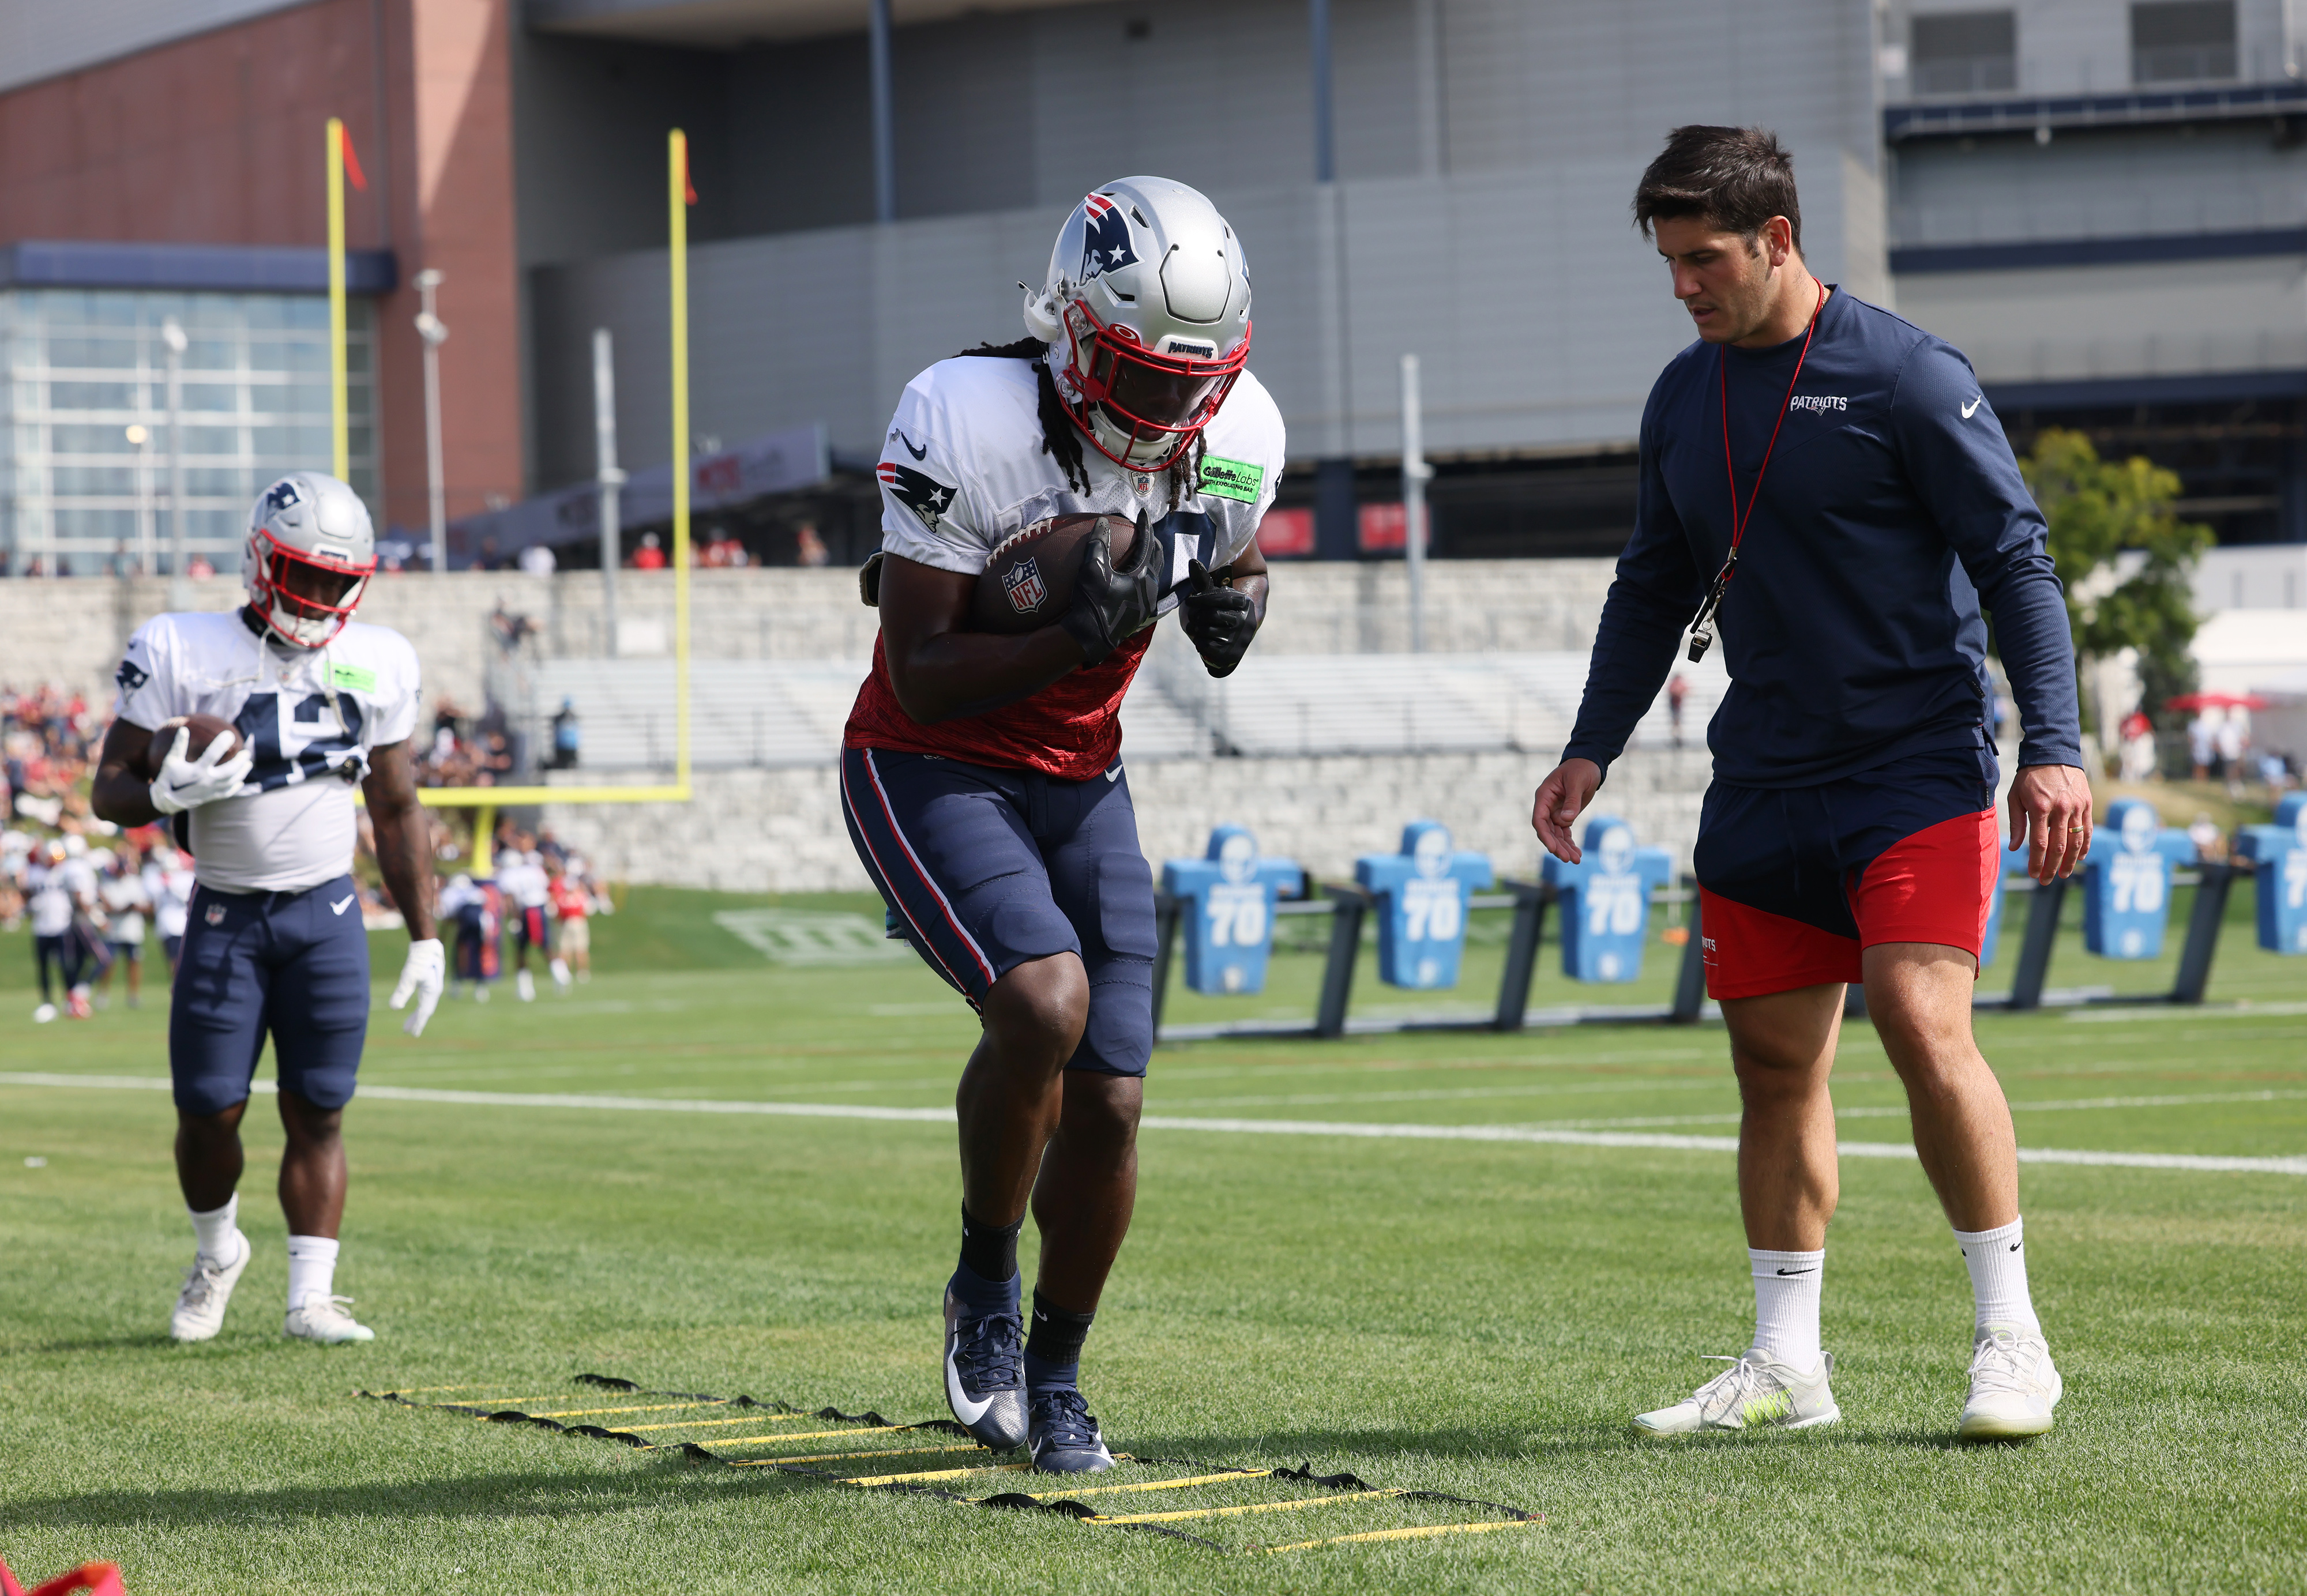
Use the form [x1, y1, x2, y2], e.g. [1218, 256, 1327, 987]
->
[189, 1195, 242, 1263]
[287, 1234, 340, 1312]
[1953, 1217, 2039, 1335]
[1749, 1247, 1825, 1371]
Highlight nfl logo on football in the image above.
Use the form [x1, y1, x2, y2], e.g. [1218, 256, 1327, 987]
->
[1002, 556, 1046, 616]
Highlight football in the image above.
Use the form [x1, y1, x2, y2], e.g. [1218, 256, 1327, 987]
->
[136, 713, 243, 782]
[970, 513, 1143, 636]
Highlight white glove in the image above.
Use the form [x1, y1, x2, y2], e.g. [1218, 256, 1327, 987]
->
[149, 727, 254, 815]
[389, 938, 446, 1037]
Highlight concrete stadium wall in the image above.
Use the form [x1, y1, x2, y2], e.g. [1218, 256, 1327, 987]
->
[0, 559, 1625, 712]
[537, 747, 1714, 896]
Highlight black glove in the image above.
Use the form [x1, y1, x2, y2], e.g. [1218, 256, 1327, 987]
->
[1179, 558, 1260, 677]
[1058, 512, 1163, 666]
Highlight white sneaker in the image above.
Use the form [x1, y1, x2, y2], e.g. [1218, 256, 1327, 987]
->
[516, 969, 535, 1002]
[475, 984, 490, 1004]
[1959, 1325, 2061, 1439]
[32, 1003, 56, 1023]
[170, 1231, 251, 1342]
[284, 1295, 376, 1343]
[1635, 1349, 1841, 1435]
[550, 958, 572, 991]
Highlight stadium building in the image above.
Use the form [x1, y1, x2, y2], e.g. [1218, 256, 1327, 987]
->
[2, 0, 2304, 577]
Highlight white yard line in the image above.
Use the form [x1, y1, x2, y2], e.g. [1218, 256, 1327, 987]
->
[4, 1075, 2300, 1176]
[2065, 1002, 2307, 1023]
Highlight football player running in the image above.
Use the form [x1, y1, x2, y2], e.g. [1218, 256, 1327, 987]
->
[841, 178, 1282, 1473]
[93, 472, 445, 1346]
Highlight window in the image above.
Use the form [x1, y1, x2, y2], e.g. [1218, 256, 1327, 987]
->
[0, 291, 377, 577]
[1910, 10, 2018, 95]
[2132, 0, 2237, 84]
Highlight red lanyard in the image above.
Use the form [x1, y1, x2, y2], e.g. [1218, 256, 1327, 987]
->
[1687, 278, 1826, 663]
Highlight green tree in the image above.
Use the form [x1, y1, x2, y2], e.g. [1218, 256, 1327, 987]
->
[2018, 428, 2212, 737]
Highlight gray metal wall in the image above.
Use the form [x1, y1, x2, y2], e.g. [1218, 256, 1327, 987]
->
[523, 0, 1892, 487]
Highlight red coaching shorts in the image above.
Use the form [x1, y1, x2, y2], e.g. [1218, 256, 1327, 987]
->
[1693, 746, 2000, 1002]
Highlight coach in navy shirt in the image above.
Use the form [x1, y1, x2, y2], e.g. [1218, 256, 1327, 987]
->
[1531, 126, 2088, 1443]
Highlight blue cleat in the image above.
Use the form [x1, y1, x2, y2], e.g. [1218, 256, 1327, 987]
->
[1027, 1386, 1115, 1474]
[942, 1282, 1028, 1450]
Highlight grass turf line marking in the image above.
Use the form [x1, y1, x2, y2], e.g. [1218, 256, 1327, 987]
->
[2067, 1002, 2307, 1023]
[1259, 1521, 1540, 1553]
[13, 1075, 2296, 1175]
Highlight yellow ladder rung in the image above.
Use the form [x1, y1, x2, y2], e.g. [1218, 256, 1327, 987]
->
[1001, 1470, 1267, 1501]
[842, 1461, 1037, 1486]
[1090, 1489, 1400, 1526]
[727, 1441, 990, 1467]
[614, 1414, 837, 1433]
[521, 1401, 730, 1419]
[1260, 1519, 1539, 1552]
[679, 1426, 909, 1447]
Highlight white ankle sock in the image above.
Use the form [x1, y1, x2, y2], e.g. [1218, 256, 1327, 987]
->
[287, 1234, 340, 1312]
[1953, 1217, 2039, 1335]
[190, 1195, 241, 1262]
[1749, 1247, 1825, 1371]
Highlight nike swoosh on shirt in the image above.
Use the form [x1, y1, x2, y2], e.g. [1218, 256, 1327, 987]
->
[1961, 395, 1983, 418]
[894, 429, 929, 460]
[1104, 766, 1124, 782]
[330, 894, 355, 916]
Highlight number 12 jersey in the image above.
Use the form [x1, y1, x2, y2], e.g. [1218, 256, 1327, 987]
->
[114, 610, 421, 894]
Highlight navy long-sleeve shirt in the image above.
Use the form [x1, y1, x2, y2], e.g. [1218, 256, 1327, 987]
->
[1564, 287, 2081, 788]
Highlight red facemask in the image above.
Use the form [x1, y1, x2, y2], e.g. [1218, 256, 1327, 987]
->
[248, 529, 374, 648]
[1059, 298, 1249, 472]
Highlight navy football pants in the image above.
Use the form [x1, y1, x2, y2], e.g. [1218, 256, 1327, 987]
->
[840, 746, 1156, 1076]
[170, 874, 371, 1116]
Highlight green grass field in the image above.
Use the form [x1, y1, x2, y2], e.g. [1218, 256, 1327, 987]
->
[3, 886, 2304, 1592]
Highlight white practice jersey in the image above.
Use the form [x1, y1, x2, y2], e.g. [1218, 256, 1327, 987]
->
[99, 874, 151, 942]
[875, 355, 1286, 601]
[114, 611, 421, 894]
[497, 855, 549, 910]
[146, 861, 194, 940]
[27, 863, 82, 937]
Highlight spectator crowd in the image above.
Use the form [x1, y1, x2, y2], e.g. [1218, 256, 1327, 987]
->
[2, 680, 611, 1023]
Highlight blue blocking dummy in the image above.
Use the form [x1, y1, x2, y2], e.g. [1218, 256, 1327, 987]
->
[1160, 825, 1302, 995]
[2081, 797, 2196, 960]
[2236, 793, 2307, 954]
[1977, 839, 2033, 968]
[1541, 815, 1673, 983]
[1356, 820, 1493, 990]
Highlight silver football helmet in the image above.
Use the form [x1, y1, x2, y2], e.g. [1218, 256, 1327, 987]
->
[242, 471, 377, 648]
[1023, 176, 1253, 471]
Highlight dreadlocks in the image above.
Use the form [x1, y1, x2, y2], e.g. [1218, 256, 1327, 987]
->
[953, 338, 1203, 507]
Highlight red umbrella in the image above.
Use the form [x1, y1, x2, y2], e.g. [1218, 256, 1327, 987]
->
[2165, 692, 2271, 712]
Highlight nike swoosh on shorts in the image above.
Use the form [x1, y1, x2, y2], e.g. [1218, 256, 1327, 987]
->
[330, 895, 355, 915]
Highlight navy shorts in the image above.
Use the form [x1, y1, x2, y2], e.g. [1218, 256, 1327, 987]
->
[1694, 745, 2000, 999]
[170, 874, 371, 1116]
[840, 746, 1156, 1076]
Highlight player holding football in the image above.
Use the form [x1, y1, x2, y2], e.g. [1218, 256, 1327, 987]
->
[1531, 127, 2087, 1440]
[841, 178, 1282, 1473]
[92, 472, 446, 1345]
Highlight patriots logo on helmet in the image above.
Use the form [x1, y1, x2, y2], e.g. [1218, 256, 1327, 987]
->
[1079, 193, 1139, 282]
[1002, 556, 1047, 615]
[877, 461, 957, 530]
[262, 478, 303, 514]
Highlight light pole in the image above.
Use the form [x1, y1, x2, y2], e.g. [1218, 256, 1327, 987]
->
[1400, 352, 1433, 653]
[592, 328, 625, 652]
[163, 317, 187, 595]
[414, 269, 449, 574]
[125, 424, 153, 577]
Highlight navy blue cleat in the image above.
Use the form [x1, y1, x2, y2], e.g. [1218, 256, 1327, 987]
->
[1027, 1387, 1115, 1474]
[942, 1283, 1029, 1450]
